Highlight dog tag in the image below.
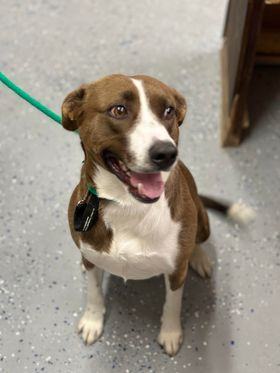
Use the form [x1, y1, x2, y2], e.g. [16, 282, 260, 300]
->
[74, 192, 99, 232]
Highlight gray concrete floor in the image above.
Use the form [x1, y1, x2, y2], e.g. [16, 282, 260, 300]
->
[1, 1, 280, 372]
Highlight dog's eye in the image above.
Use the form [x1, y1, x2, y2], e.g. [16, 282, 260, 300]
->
[109, 105, 128, 119]
[163, 106, 175, 120]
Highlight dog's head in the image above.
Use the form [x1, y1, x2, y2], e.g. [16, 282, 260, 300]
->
[62, 74, 186, 203]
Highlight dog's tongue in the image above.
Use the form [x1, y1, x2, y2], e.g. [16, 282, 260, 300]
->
[130, 172, 164, 199]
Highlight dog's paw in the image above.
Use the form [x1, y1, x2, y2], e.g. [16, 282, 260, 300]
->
[157, 327, 183, 356]
[78, 310, 104, 345]
[190, 245, 212, 278]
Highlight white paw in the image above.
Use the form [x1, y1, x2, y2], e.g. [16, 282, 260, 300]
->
[158, 327, 183, 356]
[78, 310, 104, 345]
[190, 246, 212, 278]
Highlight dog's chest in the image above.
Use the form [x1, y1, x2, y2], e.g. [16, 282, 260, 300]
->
[80, 196, 181, 280]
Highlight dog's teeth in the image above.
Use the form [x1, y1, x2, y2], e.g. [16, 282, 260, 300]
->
[119, 161, 128, 172]
[137, 183, 143, 193]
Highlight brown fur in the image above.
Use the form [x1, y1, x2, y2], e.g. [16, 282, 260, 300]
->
[165, 161, 209, 290]
[62, 74, 209, 291]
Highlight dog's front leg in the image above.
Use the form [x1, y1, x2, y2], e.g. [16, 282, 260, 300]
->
[78, 265, 105, 345]
[158, 273, 185, 356]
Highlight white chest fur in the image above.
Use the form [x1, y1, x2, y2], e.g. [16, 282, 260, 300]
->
[80, 194, 180, 281]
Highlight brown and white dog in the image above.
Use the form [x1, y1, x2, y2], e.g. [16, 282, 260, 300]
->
[61, 74, 253, 356]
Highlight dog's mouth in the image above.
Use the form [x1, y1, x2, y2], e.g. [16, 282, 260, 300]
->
[102, 151, 164, 203]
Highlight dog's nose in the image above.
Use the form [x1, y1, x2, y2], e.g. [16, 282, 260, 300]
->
[149, 141, 178, 170]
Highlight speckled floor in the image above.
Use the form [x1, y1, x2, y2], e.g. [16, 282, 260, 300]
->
[1, 1, 280, 372]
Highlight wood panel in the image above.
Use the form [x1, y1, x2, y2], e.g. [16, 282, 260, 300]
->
[221, 0, 265, 146]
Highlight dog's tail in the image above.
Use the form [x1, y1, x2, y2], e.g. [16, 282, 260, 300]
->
[199, 195, 255, 225]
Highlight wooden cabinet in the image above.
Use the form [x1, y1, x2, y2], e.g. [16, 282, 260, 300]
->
[221, 0, 280, 146]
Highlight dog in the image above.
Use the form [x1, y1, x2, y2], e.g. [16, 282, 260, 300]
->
[61, 74, 253, 356]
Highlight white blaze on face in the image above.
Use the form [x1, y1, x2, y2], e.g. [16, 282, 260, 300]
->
[128, 78, 175, 171]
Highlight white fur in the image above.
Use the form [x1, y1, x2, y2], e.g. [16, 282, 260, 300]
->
[227, 202, 255, 224]
[158, 275, 184, 356]
[78, 77, 184, 355]
[94, 164, 133, 205]
[128, 78, 175, 171]
[78, 267, 105, 345]
[85, 80, 181, 281]
[80, 183, 181, 280]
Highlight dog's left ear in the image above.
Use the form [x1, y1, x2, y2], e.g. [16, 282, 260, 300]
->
[61, 85, 87, 131]
[172, 88, 187, 126]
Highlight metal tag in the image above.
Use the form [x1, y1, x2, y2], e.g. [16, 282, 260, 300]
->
[74, 192, 99, 232]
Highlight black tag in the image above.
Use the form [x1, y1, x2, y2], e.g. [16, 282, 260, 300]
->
[74, 192, 99, 232]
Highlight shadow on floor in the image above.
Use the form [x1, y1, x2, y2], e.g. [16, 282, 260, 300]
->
[248, 66, 280, 136]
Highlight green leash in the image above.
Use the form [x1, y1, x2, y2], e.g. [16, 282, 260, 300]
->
[0, 71, 99, 197]
[0, 71, 62, 125]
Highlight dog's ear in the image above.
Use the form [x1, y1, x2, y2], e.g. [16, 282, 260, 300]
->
[61, 85, 87, 131]
[172, 88, 187, 126]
